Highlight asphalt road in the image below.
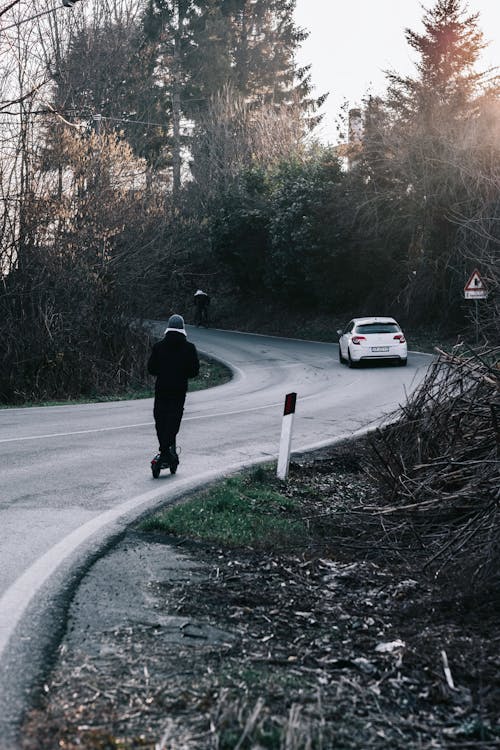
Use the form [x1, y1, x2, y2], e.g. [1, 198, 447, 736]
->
[0, 324, 432, 746]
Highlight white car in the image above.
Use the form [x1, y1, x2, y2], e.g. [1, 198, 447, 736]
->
[337, 317, 408, 367]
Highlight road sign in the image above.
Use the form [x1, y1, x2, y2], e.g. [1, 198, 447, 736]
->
[464, 269, 488, 299]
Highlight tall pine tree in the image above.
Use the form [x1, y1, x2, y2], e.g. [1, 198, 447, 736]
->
[143, 0, 323, 162]
[188, 0, 320, 123]
[386, 0, 492, 127]
[353, 0, 499, 322]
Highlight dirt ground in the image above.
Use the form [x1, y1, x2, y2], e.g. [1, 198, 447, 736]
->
[21, 443, 500, 750]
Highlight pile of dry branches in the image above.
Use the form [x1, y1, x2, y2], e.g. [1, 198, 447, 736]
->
[368, 344, 500, 583]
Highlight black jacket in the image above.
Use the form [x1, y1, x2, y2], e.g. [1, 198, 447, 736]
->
[194, 292, 210, 309]
[147, 332, 200, 396]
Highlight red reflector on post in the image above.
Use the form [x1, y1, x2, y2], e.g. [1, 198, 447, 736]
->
[284, 392, 297, 416]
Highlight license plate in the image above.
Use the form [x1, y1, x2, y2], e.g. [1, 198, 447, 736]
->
[371, 346, 389, 352]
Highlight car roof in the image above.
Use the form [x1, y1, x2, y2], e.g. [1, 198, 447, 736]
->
[351, 317, 399, 325]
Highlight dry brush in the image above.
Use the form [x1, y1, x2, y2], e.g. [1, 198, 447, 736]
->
[368, 344, 500, 591]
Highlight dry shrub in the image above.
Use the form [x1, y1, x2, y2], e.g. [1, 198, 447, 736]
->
[0, 250, 151, 404]
[368, 344, 500, 593]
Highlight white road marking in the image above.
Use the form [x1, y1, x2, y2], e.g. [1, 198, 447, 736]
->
[0, 395, 323, 444]
[0, 421, 382, 664]
[0, 422, 155, 443]
[0, 468, 226, 661]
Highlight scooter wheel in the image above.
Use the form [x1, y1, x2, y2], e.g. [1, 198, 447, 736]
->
[152, 461, 161, 479]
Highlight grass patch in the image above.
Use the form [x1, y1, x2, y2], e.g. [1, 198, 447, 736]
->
[141, 470, 304, 548]
[0, 355, 231, 409]
[189, 354, 232, 392]
[0, 389, 155, 409]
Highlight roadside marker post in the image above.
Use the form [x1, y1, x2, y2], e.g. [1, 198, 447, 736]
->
[277, 392, 297, 481]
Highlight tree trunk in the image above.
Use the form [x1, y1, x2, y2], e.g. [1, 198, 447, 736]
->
[171, 0, 182, 197]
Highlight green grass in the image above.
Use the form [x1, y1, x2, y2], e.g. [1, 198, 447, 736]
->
[141, 471, 305, 548]
[0, 355, 231, 409]
[0, 390, 155, 409]
[189, 355, 232, 391]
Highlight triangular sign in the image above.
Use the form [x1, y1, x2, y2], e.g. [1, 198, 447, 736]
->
[464, 269, 486, 292]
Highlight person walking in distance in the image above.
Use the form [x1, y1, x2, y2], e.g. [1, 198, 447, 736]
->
[194, 289, 210, 327]
[148, 314, 199, 474]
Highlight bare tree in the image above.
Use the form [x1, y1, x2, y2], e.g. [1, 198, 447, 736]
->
[0, 0, 163, 403]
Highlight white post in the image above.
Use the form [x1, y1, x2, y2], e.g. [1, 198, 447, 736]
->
[277, 393, 297, 481]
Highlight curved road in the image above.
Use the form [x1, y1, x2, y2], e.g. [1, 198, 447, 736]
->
[0, 324, 431, 745]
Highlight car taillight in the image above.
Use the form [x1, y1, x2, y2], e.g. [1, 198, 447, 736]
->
[393, 334, 406, 343]
[351, 335, 366, 345]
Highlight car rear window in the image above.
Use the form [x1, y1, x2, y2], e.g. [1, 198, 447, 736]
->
[355, 323, 400, 334]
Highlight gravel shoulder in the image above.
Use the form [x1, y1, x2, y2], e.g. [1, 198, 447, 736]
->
[21, 442, 500, 749]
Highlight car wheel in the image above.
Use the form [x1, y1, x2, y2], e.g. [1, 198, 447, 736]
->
[399, 358, 408, 367]
[338, 345, 345, 364]
[348, 348, 358, 368]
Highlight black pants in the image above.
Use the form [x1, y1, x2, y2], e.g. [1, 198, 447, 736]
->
[195, 305, 209, 326]
[153, 393, 186, 455]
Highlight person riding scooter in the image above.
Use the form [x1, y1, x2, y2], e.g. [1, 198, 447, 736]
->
[147, 314, 199, 473]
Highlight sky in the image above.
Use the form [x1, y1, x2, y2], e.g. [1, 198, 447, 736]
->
[294, 0, 500, 144]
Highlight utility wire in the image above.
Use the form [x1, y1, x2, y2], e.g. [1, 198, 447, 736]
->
[99, 115, 168, 127]
[0, 110, 170, 128]
[0, 98, 208, 127]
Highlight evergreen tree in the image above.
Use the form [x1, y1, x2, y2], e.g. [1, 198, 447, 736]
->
[386, 0, 492, 127]
[352, 0, 500, 323]
[143, 0, 201, 190]
[141, 0, 323, 191]
[143, 0, 323, 142]
[188, 0, 321, 125]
